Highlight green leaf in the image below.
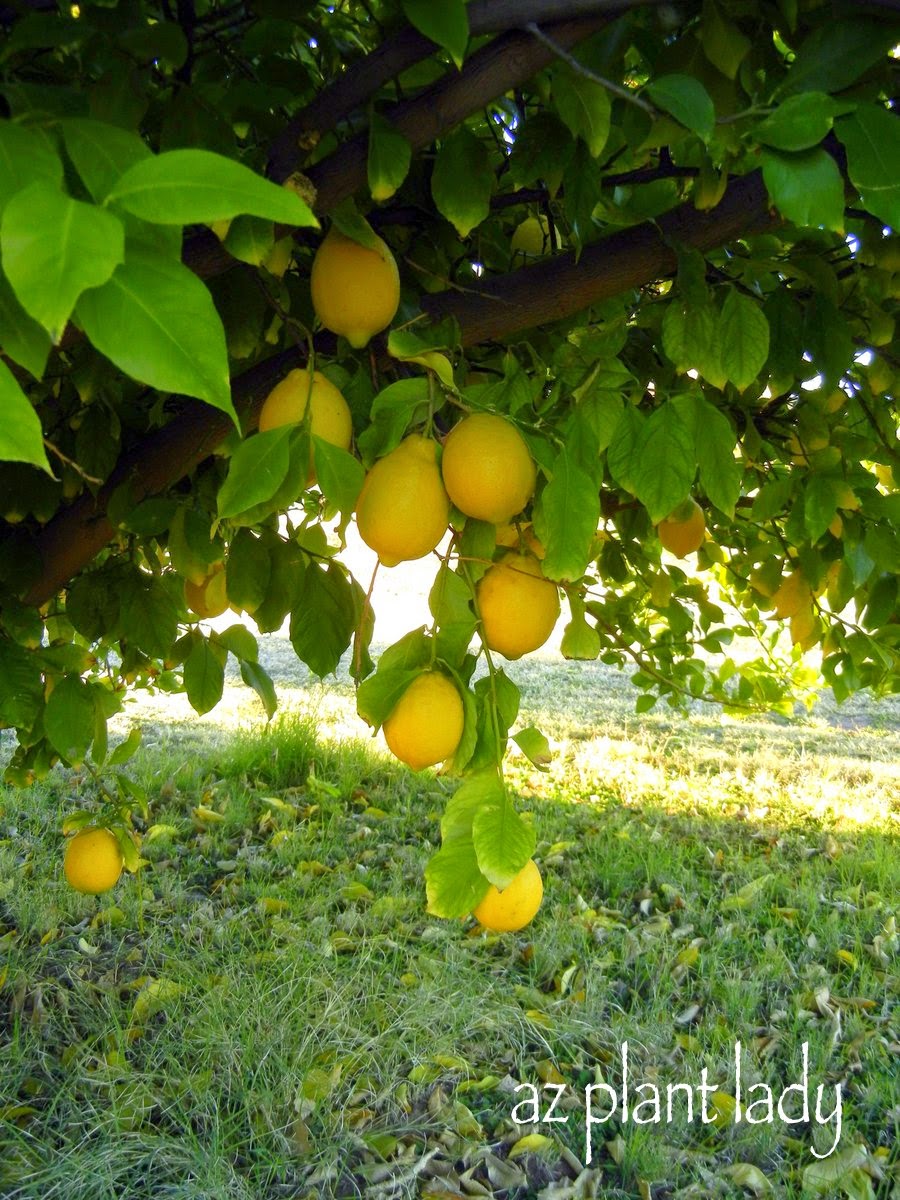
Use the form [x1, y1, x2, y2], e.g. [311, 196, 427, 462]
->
[312, 438, 365, 513]
[356, 665, 422, 729]
[507, 111, 573, 196]
[251, 535, 306, 634]
[631, 404, 695, 523]
[431, 128, 493, 238]
[561, 601, 601, 661]
[430, 563, 477, 664]
[425, 837, 489, 919]
[553, 65, 611, 158]
[606, 404, 645, 495]
[442, 771, 504, 841]
[779, 17, 899, 97]
[223, 215, 274, 267]
[512, 726, 552, 770]
[367, 113, 412, 203]
[119, 574, 179, 660]
[108, 727, 142, 767]
[718, 290, 770, 391]
[215, 624, 258, 663]
[240, 658, 277, 720]
[105, 148, 319, 227]
[0, 120, 62, 217]
[357, 377, 430, 466]
[401, 0, 468, 68]
[226, 529, 271, 615]
[44, 674, 95, 765]
[0, 264, 51, 378]
[0, 360, 51, 472]
[0, 638, 43, 729]
[184, 633, 225, 716]
[564, 141, 603, 246]
[1, 182, 124, 342]
[662, 301, 720, 381]
[645, 75, 714, 142]
[218, 427, 292, 520]
[290, 562, 358, 677]
[804, 474, 842, 543]
[755, 92, 836, 152]
[836, 106, 900, 230]
[700, 0, 751, 80]
[61, 119, 152, 203]
[691, 397, 741, 517]
[76, 250, 235, 422]
[534, 447, 600, 583]
[472, 790, 536, 889]
[761, 148, 844, 234]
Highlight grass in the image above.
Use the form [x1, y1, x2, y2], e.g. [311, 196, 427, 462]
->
[0, 649, 898, 1200]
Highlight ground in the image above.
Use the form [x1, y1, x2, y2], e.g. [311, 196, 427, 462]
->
[0, 600, 898, 1199]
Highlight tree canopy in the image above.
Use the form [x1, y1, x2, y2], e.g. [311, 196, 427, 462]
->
[0, 0, 898, 912]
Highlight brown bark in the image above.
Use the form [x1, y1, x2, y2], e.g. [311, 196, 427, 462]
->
[25, 170, 775, 607]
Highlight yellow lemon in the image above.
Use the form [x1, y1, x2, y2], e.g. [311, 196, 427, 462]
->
[473, 859, 543, 933]
[64, 827, 124, 895]
[310, 227, 400, 348]
[657, 498, 706, 558]
[771, 570, 813, 620]
[382, 671, 465, 770]
[511, 215, 550, 257]
[441, 413, 537, 524]
[184, 562, 228, 618]
[355, 435, 450, 566]
[257, 367, 352, 484]
[477, 551, 560, 660]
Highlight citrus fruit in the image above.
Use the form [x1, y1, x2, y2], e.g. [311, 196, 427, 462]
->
[441, 413, 537, 524]
[477, 551, 560, 659]
[382, 671, 465, 770]
[310, 227, 400, 348]
[63, 827, 124, 895]
[790, 603, 820, 650]
[511, 215, 550, 257]
[473, 859, 543, 932]
[185, 562, 228, 618]
[495, 521, 545, 559]
[657, 498, 706, 558]
[257, 367, 352, 484]
[355, 434, 450, 566]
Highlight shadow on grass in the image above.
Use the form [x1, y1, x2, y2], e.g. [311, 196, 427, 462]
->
[0, 700, 897, 1200]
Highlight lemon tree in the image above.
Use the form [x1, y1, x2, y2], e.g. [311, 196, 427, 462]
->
[0, 0, 898, 927]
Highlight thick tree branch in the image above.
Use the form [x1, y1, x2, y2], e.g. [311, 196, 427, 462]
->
[267, 0, 678, 181]
[25, 170, 775, 607]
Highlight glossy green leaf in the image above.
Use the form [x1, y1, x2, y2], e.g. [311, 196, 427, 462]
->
[425, 836, 488, 919]
[534, 447, 600, 583]
[240, 658, 277, 720]
[779, 17, 899, 97]
[472, 789, 535, 889]
[645, 74, 714, 141]
[0, 360, 51, 472]
[367, 113, 412, 203]
[218, 427, 292, 520]
[0, 120, 62, 216]
[44, 674, 95, 764]
[76, 250, 235, 421]
[431, 128, 493, 238]
[226, 529, 271, 615]
[105, 148, 319, 227]
[1, 182, 124, 341]
[184, 633, 225, 715]
[762, 147, 844, 234]
[631, 403, 695, 523]
[401, 0, 468, 67]
[290, 563, 359, 677]
[718, 290, 770, 391]
[0, 264, 51, 378]
[61, 119, 152, 202]
[755, 93, 836, 152]
[836, 106, 900, 230]
[312, 438, 365, 513]
[553, 65, 611, 157]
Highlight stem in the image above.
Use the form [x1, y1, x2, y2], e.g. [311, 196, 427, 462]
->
[524, 21, 657, 116]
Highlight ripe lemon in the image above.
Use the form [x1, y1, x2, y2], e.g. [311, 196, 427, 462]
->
[441, 413, 537, 524]
[258, 367, 352, 484]
[657, 498, 706, 558]
[771, 570, 813, 620]
[64, 827, 124, 895]
[495, 521, 546, 559]
[185, 562, 228, 618]
[382, 671, 465, 771]
[355, 435, 450, 566]
[477, 551, 560, 660]
[473, 859, 543, 932]
[310, 227, 400, 348]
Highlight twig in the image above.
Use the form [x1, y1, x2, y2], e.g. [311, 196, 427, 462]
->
[524, 21, 657, 115]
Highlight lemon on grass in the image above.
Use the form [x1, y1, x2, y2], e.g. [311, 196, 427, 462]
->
[441, 413, 537, 524]
[473, 859, 543, 933]
[64, 827, 124, 895]
[355, 434, 450, 566]
[310, 227, 400, 348]
[657, 498, 706, 558]
[184, 562, 228, 618]
[477, 551, 560, 660]
[257, 367, 352, 484]
[382, 671, 465, 771]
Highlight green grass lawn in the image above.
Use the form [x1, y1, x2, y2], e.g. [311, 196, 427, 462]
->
[1, 654, 898, 1200]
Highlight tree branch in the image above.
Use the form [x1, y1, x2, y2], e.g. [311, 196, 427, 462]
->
[25, 169, 775, 607]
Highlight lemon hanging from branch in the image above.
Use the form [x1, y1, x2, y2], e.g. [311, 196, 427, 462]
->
[310, 227, 400, 348]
